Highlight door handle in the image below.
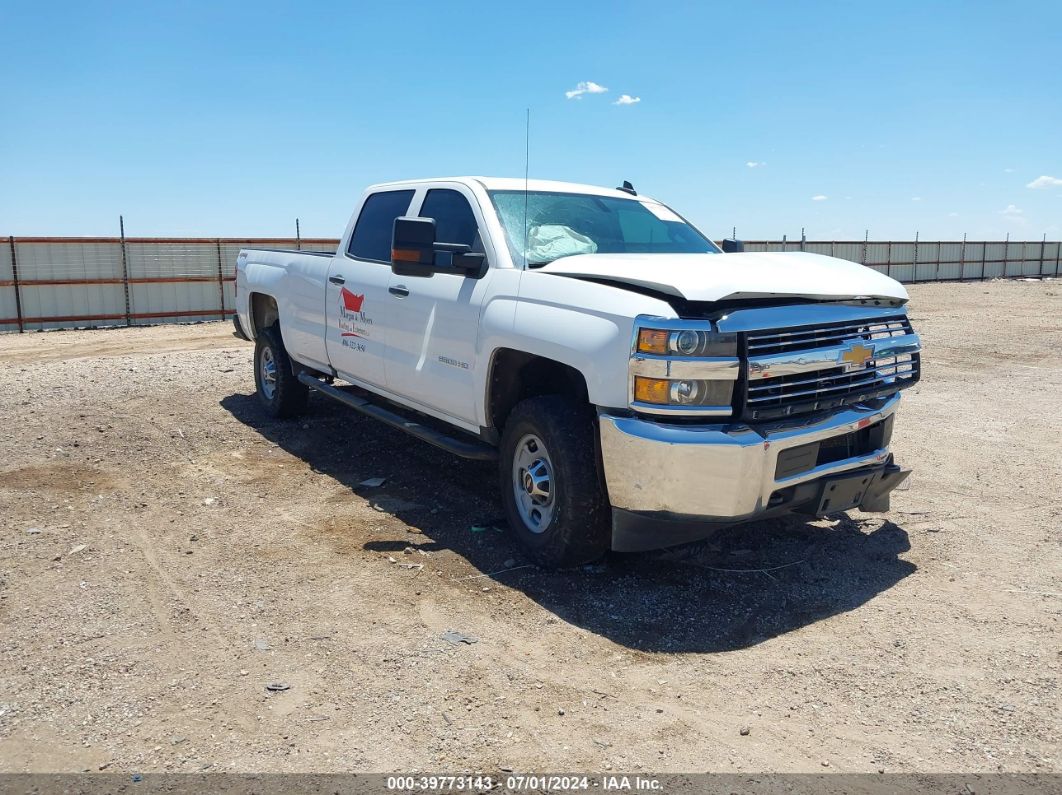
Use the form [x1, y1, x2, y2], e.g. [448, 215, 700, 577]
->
[389, 285, 410, 298]
[329, 275, 346, 285]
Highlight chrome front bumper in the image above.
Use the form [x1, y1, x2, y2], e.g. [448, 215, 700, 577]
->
[598, 394, 902, 521]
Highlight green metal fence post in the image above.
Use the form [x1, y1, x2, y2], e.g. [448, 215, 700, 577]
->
[215, 239, 226, 320]
[119, 215, 132, 326]
[9, 236, 24, 333]
[960, 233, 967, 281]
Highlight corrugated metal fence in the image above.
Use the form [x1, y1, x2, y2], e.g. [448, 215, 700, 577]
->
[2, 236, 1059, 333]
[1, 236, 339, 333]
[743, 238, 1062, 282]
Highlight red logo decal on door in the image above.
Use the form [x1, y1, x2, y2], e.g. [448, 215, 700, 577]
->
[340, 287, 364, 313]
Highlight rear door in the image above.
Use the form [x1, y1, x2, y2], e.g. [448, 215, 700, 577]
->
[384, 185, 492, 425]
[326, 189, 415, 389]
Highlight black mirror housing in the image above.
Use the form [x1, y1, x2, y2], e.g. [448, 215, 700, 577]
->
[392, 217, 436, 277]
[453, 251, 487, 279]
[721, 238, 745, 253]
[392, 216, 488, 278]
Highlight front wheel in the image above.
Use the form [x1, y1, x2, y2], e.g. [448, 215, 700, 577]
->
[254, 324, 308, 418]
[499, 396, 611, 568]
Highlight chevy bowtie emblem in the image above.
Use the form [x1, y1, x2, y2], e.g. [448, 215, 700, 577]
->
[839, 342, 873, 370]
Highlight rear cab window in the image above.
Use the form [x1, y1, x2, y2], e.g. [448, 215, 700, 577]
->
[347, 189, 415, 263]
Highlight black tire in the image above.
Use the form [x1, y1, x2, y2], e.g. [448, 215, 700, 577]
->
[254, 324, 309, 419]
[499, 396, 611, 568]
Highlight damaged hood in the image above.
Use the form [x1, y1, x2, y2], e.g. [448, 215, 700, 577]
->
[538, 251, 909, 303]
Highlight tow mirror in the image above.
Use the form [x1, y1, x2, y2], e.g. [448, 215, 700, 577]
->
[391, 216, 488, 278]
[721, 238, 744, 253]
[439, 246, 487, 278]
[391, 217, 436, 277]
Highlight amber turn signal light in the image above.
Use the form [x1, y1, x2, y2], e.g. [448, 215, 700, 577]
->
[633, 376, 670, 404]
[637, 329, 669, 354]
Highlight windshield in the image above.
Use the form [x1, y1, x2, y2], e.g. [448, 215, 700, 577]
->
[489, 190, 721, 267]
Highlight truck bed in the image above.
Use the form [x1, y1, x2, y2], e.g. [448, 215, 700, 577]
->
[241, 248, 333, 257]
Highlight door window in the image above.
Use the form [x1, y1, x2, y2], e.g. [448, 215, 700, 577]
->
[420, 189, 481, 248]
[347, 190, 415, 263]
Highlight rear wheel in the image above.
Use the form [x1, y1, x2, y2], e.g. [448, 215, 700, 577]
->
[254, 324, 308, 418]
[499, 396, 610, 568]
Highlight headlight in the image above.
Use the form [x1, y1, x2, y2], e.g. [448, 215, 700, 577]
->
[634, 376, 733, 407]
[637, 328, 737, 357]
[631, 319, 739, 414]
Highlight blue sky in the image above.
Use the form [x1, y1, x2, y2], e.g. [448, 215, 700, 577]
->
[2, 0, 1060, 240]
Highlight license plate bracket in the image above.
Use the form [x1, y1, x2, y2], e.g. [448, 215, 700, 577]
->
[815, 470, 878, 516]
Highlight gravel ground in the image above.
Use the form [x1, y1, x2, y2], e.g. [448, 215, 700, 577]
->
[0, 279, 1058, 774]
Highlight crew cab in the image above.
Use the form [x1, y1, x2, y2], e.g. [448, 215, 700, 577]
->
[235, 177, 920, 567]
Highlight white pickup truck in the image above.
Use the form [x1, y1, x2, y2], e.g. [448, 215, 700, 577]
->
[235, 177, 920, 567]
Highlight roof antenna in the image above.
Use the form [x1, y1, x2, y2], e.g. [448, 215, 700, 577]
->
[617, 180, 637, 196]
[522, 108, 530, 268]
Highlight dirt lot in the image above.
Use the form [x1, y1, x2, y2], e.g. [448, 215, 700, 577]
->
[0, 280, 1059, 774]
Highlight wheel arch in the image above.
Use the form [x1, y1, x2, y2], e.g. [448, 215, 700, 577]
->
[486, 348, 591, 435]
[248, 292, 280, 338]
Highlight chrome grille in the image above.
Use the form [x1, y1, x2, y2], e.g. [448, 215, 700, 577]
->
[741, 313, 920, 421]
[747, 315, 913, 356]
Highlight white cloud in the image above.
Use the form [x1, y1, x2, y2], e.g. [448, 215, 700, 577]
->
[811, 194, 828, 201]
[613, 94, 641, 106]
[1004, 168, 1014, 173]
[911, 196, 922, 201]
[565, 81, 608, 99]
[746, 161, 765, 168]
[1000, 204, 1029, 226]
[1026, 175, 1062, 189]
[948, 212, 959, 217]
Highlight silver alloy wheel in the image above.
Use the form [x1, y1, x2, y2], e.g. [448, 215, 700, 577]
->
[259, 345, 278, 400]
[512, 433, 555, 533]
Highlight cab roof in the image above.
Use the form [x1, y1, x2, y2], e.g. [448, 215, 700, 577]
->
[366, 176, 658, 202]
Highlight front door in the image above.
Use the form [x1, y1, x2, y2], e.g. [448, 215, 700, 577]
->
[384, 186, 491, 426]
[325, 189, 415, 389]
